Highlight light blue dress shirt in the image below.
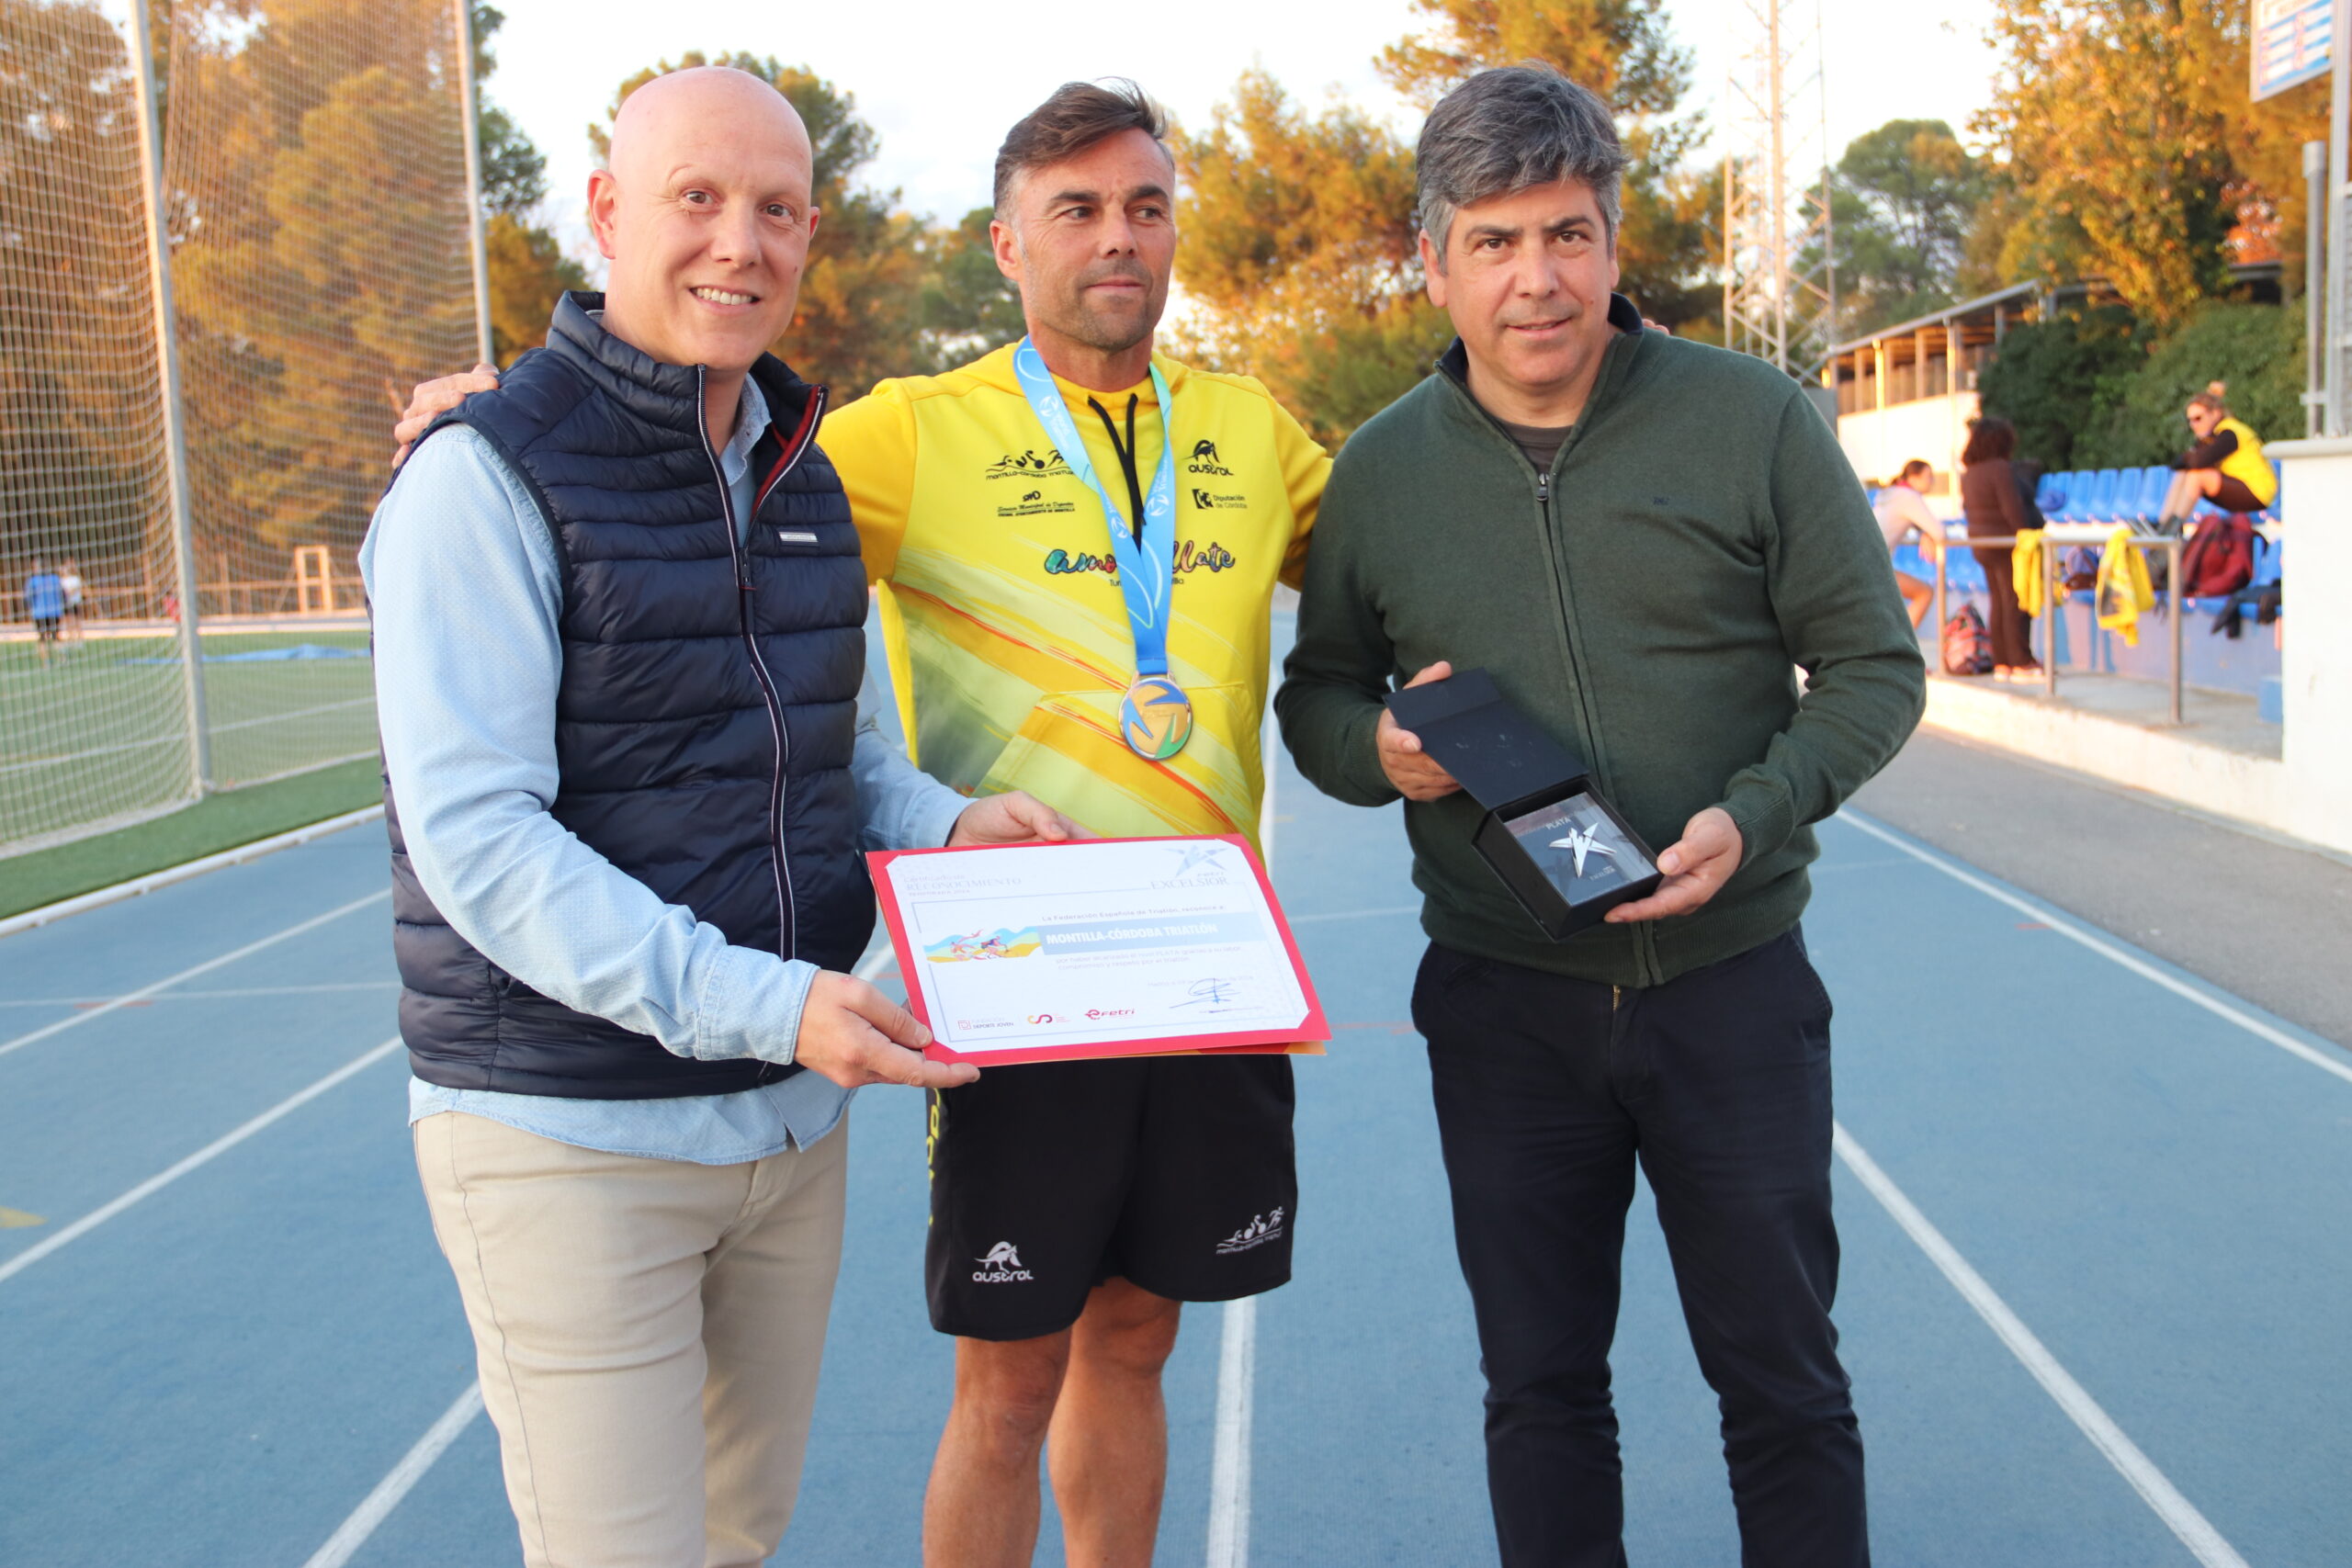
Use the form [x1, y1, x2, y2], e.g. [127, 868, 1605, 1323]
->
[362, 375, 967, 1165]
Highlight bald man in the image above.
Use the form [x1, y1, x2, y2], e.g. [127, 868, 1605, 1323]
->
[362, 69, 1074, 1567]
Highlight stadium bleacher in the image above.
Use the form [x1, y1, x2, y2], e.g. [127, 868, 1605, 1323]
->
[1871, 457, 2284, 609]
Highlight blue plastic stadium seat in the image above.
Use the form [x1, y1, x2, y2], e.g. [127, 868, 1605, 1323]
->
[2089, 468, 2124, 522]
[2035, 470, 2066, 511]
[2255, 536, 2284, 586]
[2043, 470, 2082, 521]
[2130, 466, 2170, 525]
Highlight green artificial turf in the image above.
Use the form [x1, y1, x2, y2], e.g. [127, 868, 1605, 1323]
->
[1, 626, 375, 851]
[0, 756, 381, 919]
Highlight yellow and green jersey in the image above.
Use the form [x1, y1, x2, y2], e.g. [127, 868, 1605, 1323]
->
[823, 344, 1329, 843]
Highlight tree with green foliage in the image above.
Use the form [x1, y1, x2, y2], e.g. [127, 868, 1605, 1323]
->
[1823, 120, 1986, 335]
[919, 208, 1025, 363]
[1974, 307, 2144, 469]
[2076, 301, 2301, 467]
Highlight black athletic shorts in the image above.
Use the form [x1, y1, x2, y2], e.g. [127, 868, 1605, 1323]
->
[32, 616, 59, 643]
[2210, 475, 2267, 513]
[925, 1052, 1296, 1341]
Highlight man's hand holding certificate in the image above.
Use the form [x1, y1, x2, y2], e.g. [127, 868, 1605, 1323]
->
[867, 836, 1328, 1066]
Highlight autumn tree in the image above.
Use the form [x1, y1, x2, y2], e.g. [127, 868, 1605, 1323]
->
[157, 0, 481, 578]
[0, 0, 169, 577]
[1171, 71, 1443, 445]
[1973, 0, 2323, 326]
[1173, 0, 1724, 443]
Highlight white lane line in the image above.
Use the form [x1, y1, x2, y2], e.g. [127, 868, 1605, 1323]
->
[301, 1382, 486, 1568]
[0, 981, 400, 1009]
[0, 888, 389, 1062]
[301, 940, 899, 1566]
[1833, 1124, 2250, 1568]
[1206, 1294, 1259, 1568]
[1206, 705, 1280, 1568]
[0, 804, 385, 940]
[1287, 903, 1420, 925]
[1838, 808, 2352, 1089]
[0, 1035, 402, 1287]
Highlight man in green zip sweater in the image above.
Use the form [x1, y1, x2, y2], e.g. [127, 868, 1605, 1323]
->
[1275, 65, 1923, 1568]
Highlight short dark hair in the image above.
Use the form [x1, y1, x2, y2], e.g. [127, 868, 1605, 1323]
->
[1899, 457, 1932, 481]
[1961, 416, 2016, 467]
[1416, 63, 1628, 264]
[993, 79, 1171, 217]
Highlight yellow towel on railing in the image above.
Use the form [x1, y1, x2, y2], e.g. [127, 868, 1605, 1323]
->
[2012, 530, 2060, 615]
[2095, 525, 2155, 646]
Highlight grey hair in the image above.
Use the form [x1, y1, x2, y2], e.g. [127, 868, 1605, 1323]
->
[1416, 64, 1629, 267]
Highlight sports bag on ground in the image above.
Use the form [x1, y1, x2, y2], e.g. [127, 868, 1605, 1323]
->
[1941, 602, 1994, 675]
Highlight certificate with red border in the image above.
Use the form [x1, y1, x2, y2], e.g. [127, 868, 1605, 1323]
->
[866, 835, 1329, 1066]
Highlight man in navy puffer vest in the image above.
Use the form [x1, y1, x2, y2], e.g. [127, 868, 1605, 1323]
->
[362, 68, 1075, 1568]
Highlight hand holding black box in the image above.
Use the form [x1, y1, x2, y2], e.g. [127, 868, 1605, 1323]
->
[1383, 667, 1662, 939]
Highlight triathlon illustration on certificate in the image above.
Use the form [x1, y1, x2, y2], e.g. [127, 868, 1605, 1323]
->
[866, 836, 1328, 1065]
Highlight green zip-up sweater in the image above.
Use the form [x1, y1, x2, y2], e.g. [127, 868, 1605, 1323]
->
[1275, 299, 1925, 987]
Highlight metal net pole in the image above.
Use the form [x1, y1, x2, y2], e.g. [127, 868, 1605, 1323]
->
[127, 0, 211, 796]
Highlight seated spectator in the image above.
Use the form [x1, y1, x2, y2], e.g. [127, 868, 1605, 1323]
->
[1959, 417, 2041, 680]
[1872, 457, 1943, 627]
[2158, 381, 2274, 529]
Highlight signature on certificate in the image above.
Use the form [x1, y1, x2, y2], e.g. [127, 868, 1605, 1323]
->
[1176, 976, 1247, 1011]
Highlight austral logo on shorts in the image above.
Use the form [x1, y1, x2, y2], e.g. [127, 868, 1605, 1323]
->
[973, 1242, 1035, 1283]
[1214, 1207, 1286, 1256]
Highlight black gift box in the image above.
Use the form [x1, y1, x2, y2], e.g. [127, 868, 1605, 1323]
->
[1384, 667, 1662, 940]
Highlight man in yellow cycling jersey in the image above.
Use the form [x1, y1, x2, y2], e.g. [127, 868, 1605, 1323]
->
[397, 76, 1325, 1568]
[842, 85, 1325, 1568]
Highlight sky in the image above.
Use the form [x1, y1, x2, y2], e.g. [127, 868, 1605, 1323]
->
[478, 0, 2005, 263]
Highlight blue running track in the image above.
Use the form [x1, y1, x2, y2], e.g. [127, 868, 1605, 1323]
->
[3, 611, 2347, 1565]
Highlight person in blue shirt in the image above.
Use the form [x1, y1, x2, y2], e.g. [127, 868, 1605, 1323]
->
[21, 558, 65, 667]
[366, 67, 1079, 1568]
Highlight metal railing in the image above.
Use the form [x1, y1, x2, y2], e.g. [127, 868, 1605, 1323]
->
[1929, 527, 2188, 726]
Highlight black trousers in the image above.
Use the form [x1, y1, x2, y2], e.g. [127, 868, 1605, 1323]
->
[1412, 931, 1867, 1568]
[1968, 536, 2037, 669]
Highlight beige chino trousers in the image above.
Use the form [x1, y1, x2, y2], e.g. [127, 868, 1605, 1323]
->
[413, 1109, 848, 1568]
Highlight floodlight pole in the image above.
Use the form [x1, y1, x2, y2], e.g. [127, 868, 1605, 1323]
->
[125, 0, 211, 796]
[454, 0, 494, 367]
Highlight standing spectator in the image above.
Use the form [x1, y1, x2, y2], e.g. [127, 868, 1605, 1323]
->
[1871, 458, 1943, 627]
[2158, 381, 2273, 528]
[22, 558, 64, 668]
[1279, 63, 1922, 1568]
[1959, 416, 2041, 680]
[57, 558, 85, 640]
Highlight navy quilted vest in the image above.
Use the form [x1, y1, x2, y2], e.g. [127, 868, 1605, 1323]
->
[385, 292, 873, 1099]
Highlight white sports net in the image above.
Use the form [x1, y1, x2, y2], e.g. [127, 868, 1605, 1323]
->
[0, 0, 478, 854]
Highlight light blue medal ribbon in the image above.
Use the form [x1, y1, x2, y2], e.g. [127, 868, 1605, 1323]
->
[1011, 336, 1192, 760]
